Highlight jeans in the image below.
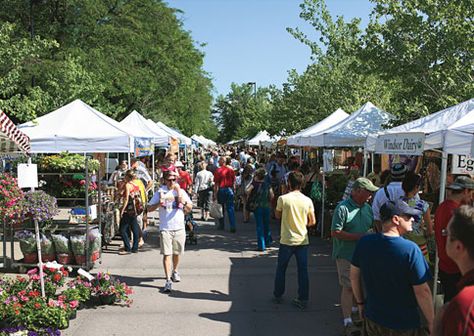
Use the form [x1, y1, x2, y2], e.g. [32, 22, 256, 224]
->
[120, 213, 139, 252]
[273, 244, 309, 301]
[217, 187, 236, 230]
[254, 207, 272, 250]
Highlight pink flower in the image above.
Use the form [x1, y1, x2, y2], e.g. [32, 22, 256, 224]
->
[69, 300, 79, 309]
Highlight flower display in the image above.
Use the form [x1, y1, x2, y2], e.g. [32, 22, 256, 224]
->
[0, 173, 25, 224]
[38, 153, 100, 173]
[21, 191, 59, 223]
[90, 272, 133, 306]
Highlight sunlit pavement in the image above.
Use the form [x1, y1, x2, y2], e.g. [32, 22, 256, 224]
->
[64, 207, 341, 336]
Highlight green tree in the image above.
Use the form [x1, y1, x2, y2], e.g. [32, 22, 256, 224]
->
[268, 0, 394, 135]
[363, 0, 474, 122]
[0, 0, 215, 136]
[213, 83, 273, 143]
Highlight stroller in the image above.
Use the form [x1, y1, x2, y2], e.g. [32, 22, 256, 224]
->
[185, 212, 198, 245]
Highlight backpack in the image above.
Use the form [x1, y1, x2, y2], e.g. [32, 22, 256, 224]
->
[310, 180, 322, 202]
[247, 181, 265, 212]
[126, 184, 144, 216]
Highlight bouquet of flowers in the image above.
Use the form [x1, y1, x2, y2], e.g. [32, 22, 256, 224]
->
[0, 173, 24, 225]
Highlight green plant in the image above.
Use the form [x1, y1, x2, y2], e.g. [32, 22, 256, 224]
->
[38, 153, 100, 173]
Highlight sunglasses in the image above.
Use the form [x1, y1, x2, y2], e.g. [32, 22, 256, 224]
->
[167, 179, 176, 182]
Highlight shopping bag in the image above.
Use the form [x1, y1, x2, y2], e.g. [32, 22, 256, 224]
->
[210, 201, 223, 219]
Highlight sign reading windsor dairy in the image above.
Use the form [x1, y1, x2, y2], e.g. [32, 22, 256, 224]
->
[452, 155, 474, 176]
[375, 132, 425, 155]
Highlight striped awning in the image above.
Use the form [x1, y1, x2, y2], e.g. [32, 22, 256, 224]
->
[0, 110, 30, 154]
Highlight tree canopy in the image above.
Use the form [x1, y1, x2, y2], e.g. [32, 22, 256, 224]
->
[0, 0, 216, 137]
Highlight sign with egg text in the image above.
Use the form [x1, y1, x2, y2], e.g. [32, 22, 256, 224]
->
[451, 154, 474, 176]
[375, 132, 425, 156]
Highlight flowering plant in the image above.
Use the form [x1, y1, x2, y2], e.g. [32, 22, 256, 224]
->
[0, 173, 24, 225]
[65, 277, 92, 303]
[21, 191, 59, 223]
[91, 272, 133, 306]
[27, 266, 70, 298]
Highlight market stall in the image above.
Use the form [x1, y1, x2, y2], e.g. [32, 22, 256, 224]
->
[301, 102, 393, 237]
[366, 98, 474, 305]
[287, 108, 348, 147]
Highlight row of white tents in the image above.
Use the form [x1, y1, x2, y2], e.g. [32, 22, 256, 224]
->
[17, 99, 203, 153]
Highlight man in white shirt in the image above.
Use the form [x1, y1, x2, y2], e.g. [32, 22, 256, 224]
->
[371, 163, 412, 232]
[148, 171, 192, 293]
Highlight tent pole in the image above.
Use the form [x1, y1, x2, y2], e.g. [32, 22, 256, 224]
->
[152, 152, 155, 182]
[363, 149, 368, 177]
[433, 151, 448, 308]
[321, 171, 326, 239]
[128, 152, 131, 168]
[106, 152, 109, 180]
[371, 152, 374, 173]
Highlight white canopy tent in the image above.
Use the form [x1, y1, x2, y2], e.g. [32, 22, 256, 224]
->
[155, 121, 192, 146]
[247, 130, 272, 146]
[191, 134, 216, 148]
[120, 111, 169, 146]
[302, 102, 393, 148]
[366, 98, 474, 152]
[287, 108, 349, 146]
[19, 99, 134, 153]
[442, 99, 474, 155]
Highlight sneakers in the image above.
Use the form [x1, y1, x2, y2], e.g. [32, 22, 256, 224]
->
[162, 280, 172, 293]
[292, 298, 308, 310]
[272, 296, 283, 304]
[343, 322, 361, 336]
[171, 271, 181, 282]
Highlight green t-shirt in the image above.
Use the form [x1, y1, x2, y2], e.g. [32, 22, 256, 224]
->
[331, 197, 373, 261]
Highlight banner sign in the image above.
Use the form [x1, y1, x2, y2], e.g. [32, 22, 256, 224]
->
[375, 132, 425, 155]
[17, 163, 38, 189]
[452, 154, 474, 176]
[134, 138, 154, 157]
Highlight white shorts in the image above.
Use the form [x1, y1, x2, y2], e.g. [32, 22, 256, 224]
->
[160, 229, 186, 255]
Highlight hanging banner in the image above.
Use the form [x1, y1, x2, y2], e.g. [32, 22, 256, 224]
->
[375, 132, 425, 155]
[17, 163, 38, 188]
[134, 138, 154, 157]
[451, 154, 474, 176]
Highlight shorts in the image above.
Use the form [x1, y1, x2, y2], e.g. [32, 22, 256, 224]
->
[364, 317, 429, 336]
[336, 258, 352, 288]
[160, 229, 186, 255]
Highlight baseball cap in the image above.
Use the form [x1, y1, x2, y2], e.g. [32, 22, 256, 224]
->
[380, 200, 422, 221]
[447, 176, 474, 190]
[174, 161, 184, 168]
[391, 163, 407, 179]
[352, 177, 379, 192]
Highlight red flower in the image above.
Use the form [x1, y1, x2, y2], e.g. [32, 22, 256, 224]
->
[34, 302, 42, 309]
[28, 290, 40, 297]
[53, 273, 62, 282]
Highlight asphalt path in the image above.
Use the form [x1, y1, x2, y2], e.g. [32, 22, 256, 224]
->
[63, 208, 342, 336]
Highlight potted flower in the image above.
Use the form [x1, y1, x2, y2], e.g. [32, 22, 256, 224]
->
[66, 277, 92, 306]
[14, 230, 37, 263]
[51, 233, 73, 264]
[21, 190, 59, 226]
[0, 173, 24, 227]
[90, 272, 133, 306]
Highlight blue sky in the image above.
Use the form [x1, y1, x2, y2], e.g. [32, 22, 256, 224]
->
[168, 0, 374, 97]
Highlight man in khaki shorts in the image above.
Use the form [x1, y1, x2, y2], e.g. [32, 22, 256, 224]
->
[331, 177, 378, 336]
[148, 171, 192, 293]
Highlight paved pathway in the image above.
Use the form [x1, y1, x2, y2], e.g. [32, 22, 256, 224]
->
[64, 210, 342, 336]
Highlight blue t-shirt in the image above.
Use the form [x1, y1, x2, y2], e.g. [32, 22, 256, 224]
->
[351, 234, 432, 330]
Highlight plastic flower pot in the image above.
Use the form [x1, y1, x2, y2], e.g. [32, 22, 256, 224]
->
[98, 294, 117, 305]
[57, 253, 74, 264]
[69, 309, 77, 320]
[91, 251, 99, 262]
[23, 252, 38, 263]
[74, 255, 86, 265]
[41, 253, 56, 262]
